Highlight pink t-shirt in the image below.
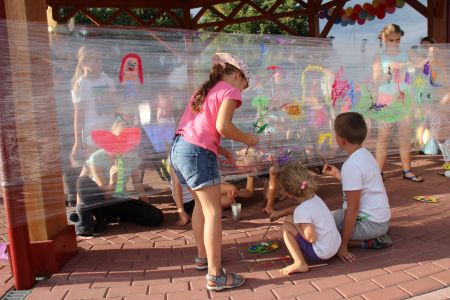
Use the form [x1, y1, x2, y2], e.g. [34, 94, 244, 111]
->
[176, 81, 242, 155]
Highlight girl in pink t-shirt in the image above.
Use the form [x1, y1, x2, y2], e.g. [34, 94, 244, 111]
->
[170, 53, 257, 291]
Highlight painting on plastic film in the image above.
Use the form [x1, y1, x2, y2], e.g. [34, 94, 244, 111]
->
[6, 23, 449, 195]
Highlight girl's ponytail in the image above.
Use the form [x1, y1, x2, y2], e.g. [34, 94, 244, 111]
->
[191, 63, 241, 113]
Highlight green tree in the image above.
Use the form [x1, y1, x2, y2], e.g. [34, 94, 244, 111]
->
[61, 7, 183, 27]
[200, 0, 308, 35]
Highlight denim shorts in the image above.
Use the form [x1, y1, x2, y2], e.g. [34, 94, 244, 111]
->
[170, 135, 221, 190]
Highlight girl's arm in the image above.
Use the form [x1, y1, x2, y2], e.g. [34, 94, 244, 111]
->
[71, 102, 86, 163]
[89, 164, 114, 200]
[237, 176, 254, 198]
[216, 99, 257, 146]
[372, 55, 383, 86]
[269, 205, 297, 222]
[297, 223, 317, 244]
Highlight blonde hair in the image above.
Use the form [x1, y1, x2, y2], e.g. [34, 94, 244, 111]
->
[279, 162, 318, 197]
[71, 46, 98, 91]
[378, 24, 404, 46]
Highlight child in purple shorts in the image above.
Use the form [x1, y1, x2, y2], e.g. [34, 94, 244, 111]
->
[270, 162, 341, 275]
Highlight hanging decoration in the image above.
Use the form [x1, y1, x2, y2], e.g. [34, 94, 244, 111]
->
[319, 0, 406, 27]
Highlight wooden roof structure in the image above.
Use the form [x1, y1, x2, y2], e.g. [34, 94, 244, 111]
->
[46, 0, 450, 41]
[46, 0, 351, 38]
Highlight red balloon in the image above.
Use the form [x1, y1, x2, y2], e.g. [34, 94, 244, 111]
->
[366, 5, 376, 15]
[353, 4, 362, 14]
[363, 3, 372, 11]
[377, 3, 386, 12]
[376, 8, 386, 19]
[350, 13, 359, 20]
[357, 18, 366, 25]
[386, 5, 396, 13]
[385, 0, 395, 6]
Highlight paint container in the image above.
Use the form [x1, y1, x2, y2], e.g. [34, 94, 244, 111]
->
[231, 203, 241, 221]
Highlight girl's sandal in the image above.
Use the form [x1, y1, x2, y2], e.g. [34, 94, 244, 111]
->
[402, 170, 424, 182]
[206, 268, 245, 291]
[195, 257, 208, 271]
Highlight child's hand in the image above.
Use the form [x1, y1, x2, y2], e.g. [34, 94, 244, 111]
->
[176, 211, 191, 226]
[246, 134, 259, 146]
[269, 210, 282, 222]
[227, 190, 236, 202]
[109, 165, 118, 184]
[322, 164, 340, 178]
[263, 205, 274, 215]
[337, 245, 356, 262]
[219, 147, 235, 166]
[138, 195, 148, 202]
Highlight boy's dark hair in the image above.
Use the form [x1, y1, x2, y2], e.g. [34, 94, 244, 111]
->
[334, 112, 367, 145]
[420, 36, 436, 44]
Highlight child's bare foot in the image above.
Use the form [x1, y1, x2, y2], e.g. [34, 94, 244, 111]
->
[280, 263, 309, 276]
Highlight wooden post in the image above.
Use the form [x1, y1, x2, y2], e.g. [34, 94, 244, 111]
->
[427, 0, 449, 42]
[0, 0, 35, 290]
[307, 0, 319, 37]
[2, 0, 77, 277]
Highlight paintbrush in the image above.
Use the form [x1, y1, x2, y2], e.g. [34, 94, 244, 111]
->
[261, 222, 272, 242]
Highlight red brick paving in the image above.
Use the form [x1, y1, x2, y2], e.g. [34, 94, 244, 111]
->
[0, 154, 449, 299]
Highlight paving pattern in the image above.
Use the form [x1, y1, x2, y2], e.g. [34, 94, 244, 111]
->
[0, 154, 449, 299]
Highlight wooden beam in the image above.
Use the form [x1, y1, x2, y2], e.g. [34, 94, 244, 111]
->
[47, 0, 186, 9]
[56, 7, 78, 23]
[214, 0, 247, 32]
[80, 7, 102, 25]
[404, 0, 427, 17]
[165, 9, 183, 26]
[192, 6, 207, 24]
[207, 5, 228, 21]
[195, 9, 309, 30]
[147, 9, 165, 26]
[183, 3, 192, 29]
[105, 8, 123, 25]
[320, 0, 349, 11]
[190, 0, 242, 8]
[320, 0, 347, 38]
[307, 0, 319, 37]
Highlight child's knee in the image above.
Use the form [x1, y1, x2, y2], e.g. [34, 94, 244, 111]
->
[282, 221, 296, 233]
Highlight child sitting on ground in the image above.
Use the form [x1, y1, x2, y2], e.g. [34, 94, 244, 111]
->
[170, 165, 255, 225]
[323, 112, 392, 262]
[270, 162, 341, 275]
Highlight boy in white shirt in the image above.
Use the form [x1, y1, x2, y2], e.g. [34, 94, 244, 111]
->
[323, 112, 392, 262]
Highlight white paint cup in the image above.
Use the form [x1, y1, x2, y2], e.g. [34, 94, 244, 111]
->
[231, 203, 241, 221]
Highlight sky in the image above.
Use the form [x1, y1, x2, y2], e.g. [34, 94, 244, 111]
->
[319, 0, 428, 46]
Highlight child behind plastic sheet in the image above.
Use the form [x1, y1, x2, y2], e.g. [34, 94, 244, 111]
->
[170, 53, 258, 291]
[429, 95, 450, 177]
[373, 24, 423, 182]
[68, 117, 163, 237]
[269, 162, 341, 275]
[70, 46, 117, 166]
[323, 112, 392, 262]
